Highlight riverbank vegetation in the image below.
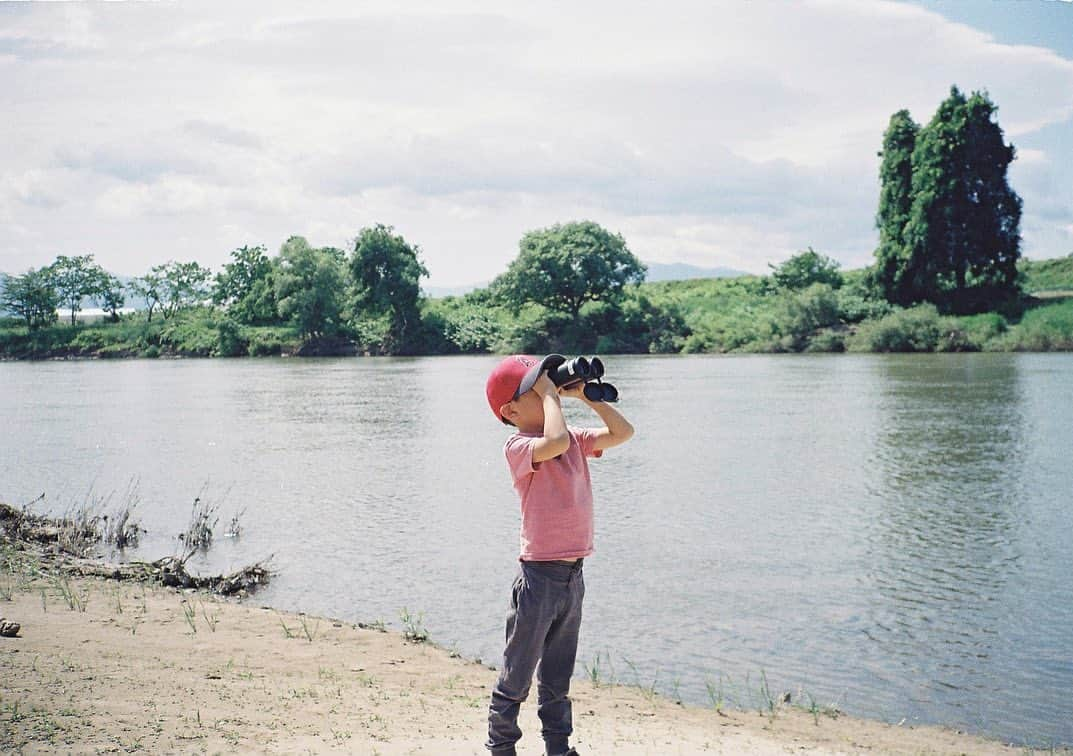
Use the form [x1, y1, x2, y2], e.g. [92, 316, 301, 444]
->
[3, 86, 1071, 359]
[2, 251, 1070, 359]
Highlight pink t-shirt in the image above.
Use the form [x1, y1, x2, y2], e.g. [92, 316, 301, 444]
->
[504, 426, 604, 561]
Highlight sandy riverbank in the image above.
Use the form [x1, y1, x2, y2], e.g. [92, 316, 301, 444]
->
[0, 575, 1043, 755]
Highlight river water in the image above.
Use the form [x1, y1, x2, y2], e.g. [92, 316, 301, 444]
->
[1, 354, 1070, 746]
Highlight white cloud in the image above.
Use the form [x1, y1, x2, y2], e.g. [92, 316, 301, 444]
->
[1, 0, 1071, 283]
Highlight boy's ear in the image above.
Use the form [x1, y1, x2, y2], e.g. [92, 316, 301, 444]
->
[499, 401, 513, 421]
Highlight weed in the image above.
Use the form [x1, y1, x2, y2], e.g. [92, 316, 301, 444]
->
[224, 507, 246, 538]
[278, 614, 295, 639]
[583, 652, 607, 687]
[298, 613, 319, 642]
[400, 607, 429, 643]
[102, 478, 144, 550]
[181, 599, 197, 634]
[201, 600, 219, 633]
[52, 574, 89, 612]
[57, 492, 104, 557]
[178, 488, 220, 554]
[759, 669, 775, 716]
[705, 673, 728, 714]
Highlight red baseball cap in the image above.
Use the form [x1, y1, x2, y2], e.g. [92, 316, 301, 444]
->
[485, 354, 566, 422]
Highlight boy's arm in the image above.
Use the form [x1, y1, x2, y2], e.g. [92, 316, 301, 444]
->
[560, 384, 635, 451]
[531, 373, 571, 463]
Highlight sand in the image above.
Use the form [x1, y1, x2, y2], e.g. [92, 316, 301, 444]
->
[0, 575, 1042, 755]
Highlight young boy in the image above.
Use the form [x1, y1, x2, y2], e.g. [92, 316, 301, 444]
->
[484, 354, 635, 756]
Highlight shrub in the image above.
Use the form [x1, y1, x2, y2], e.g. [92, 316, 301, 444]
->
[993, 298, 1073, 351]
[847, 304, 944, 352]
[215, 318, 248, 357]
[805, 329, 847, 352]
[773, 283, 841, 350]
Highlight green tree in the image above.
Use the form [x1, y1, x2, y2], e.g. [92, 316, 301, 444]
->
[1, 268, 59, 330]
[160, 261, 212, 319]
[94, 272, 126, 323]
[494, 220, 646, 320]
[214, 245, 278, 325]
[348, 224, 428, 353]
[873, 109, 920, 305]
[274, 236, 346, 338]
[131, 268, 165, 322]
[902, 87, 1022, 313]
[768, 247, 843, 290]
[48, 254, 106, 325]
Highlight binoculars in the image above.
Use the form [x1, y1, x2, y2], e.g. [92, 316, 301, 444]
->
[547, 356, 619, 403]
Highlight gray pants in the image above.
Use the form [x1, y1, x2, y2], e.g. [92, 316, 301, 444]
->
[487, 559, 585, 756]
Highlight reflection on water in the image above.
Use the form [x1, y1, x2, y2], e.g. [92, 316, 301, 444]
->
[1, 354, 1070, 746]
[863, 356, 1031, 734]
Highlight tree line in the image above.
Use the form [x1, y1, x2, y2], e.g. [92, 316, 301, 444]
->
[2, 85, 1050, 356]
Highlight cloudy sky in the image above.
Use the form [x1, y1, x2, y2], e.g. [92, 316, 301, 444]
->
[3, 0, 1072, 287]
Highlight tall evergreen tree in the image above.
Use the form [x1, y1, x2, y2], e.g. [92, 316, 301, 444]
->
[874, 110, 919, 306]
[902, 86, 1022, 313]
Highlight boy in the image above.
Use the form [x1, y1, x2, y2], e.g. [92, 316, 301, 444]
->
[484, 354, 635, 756]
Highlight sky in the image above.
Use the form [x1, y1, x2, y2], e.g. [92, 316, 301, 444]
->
[2, 0, 1072, 288]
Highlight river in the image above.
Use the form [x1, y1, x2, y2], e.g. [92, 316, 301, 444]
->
[1, 353, 1070, 746]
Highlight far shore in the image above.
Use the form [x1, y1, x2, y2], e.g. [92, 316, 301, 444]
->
[1, 572, 1055, 755]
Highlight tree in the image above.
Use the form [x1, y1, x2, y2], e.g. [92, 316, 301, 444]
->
[494, 220, 646, 320]
[131, 268, 165, 323]
[768, 247, 843, 290]
[892, 87, 1023, 313]
[348, 224, 428, 353]
[94, 272, 126, 323]
[1, 268, 59, 330]
[274, 236, 346, 338]
[873, 109, 920, 305]
[48, 254, 106, 325]
[160, 261, 212, 319]
[213, 245, 278, 325]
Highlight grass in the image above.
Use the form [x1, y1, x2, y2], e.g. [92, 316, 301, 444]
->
[400, 607, 429, 643]
[52, 574, 89, 612]
[298, 613, 319, 642]
[179, 491, 219, 554]
[1021, 255, 1073, 293]
[181, 599, 198, 633]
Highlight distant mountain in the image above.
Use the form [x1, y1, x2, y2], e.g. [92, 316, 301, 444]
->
[643, 262, 749, 282]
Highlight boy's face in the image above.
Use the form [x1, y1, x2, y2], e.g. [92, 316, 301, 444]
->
[501, 385, 545, 429]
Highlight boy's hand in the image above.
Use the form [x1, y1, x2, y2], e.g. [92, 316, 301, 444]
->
[533, 372, 558, 398]
[557, 382, 588, 401]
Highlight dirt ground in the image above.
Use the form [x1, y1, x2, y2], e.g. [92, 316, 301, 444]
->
[0, 575, 1047, 755]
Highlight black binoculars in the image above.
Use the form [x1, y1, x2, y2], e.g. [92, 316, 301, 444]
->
[547, 356, 619, 403]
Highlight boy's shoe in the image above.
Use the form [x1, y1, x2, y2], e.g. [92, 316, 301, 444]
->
[549, 749, 580, 756]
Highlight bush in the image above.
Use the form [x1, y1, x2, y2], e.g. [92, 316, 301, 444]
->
[215, 318, 248, 357]
[847, 304, 945, 352]
[158, 311, 219, 356]
[772, 283, 841, 350]
[993, 298, 1073, 351]
[805, 328, 846, 352]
